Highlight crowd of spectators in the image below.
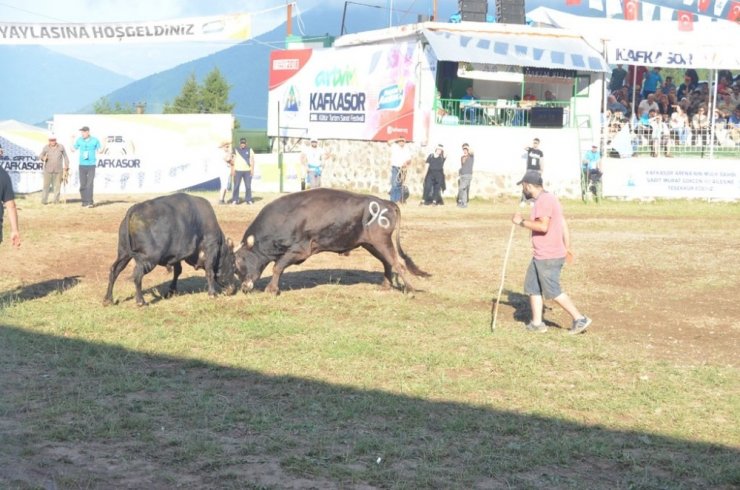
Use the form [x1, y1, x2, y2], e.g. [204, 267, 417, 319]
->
[605, 66, 740, 157]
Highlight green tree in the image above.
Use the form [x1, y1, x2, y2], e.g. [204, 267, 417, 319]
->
[93, 97, 135, 114]
[163, 73, 202, 114]
[201, 67, 234, 114]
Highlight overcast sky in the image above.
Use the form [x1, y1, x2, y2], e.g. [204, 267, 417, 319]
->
[0, 0, 454, 79]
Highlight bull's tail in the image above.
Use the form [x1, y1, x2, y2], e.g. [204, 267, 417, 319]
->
[393, 203, 431, 278]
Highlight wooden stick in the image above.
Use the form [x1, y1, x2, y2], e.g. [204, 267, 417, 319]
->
[491, 222, 517, 332]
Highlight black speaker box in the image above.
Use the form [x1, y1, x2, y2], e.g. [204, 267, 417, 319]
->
[529, 107, 564, 128]
[496, 0, 525, 24]
[461, 12, 487, 22]
[459, 0, 488, 14]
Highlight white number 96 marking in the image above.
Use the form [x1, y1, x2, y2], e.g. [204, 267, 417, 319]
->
[366, 201, 390, 229]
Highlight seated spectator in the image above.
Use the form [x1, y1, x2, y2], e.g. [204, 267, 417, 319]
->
[460, 86, 480, 124]
[607, 95, 628, 115]
[636, 109, 654, 147]
[713, 109, 729, 146]
[648, 110, 663, 157]
[691, 106, 709, 148]
[728, 105, 740, 144]
[670, 106, 690, 147]
[637, 93, 659, 118]
[657, 93, 671, 115]
[543, 90, 556, 102]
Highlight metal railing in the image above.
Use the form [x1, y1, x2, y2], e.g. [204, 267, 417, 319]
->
[435, 98, 571, 127]
[605, 114, 740, 158]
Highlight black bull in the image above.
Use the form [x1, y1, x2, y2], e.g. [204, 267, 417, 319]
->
[103, 193, 237, 306]
[234, 188, 430, 294]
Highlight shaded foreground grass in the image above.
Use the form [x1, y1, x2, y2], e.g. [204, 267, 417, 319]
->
[1, 193, 739, 488]
[1, 324, 738, 489]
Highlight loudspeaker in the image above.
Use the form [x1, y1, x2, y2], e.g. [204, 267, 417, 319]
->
[461, 12, 487, 22]
[529, 107, 564, 128]
[459, 0, 488, 14]
[495, 0, 525, 24]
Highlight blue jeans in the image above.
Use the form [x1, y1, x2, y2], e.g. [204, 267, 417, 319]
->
[231, 171, 252, 203]
[457, 174, 472, 207]
[390, 166, 402, 202]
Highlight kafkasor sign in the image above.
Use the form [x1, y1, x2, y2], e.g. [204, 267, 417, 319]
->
[40, 114, 235, 195]
[267, 42, 417, 142]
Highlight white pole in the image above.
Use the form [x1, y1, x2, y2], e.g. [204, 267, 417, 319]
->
[709, 69, 718, 160]
[389, 0, 393, 27]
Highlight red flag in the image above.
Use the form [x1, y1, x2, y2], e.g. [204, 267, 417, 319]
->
[697, 0, 710, 12]
[566, 0, 581, 5]
[678, 10, 694, 31]
[623, 0, 639, 21]
[729, 1, 740, 22]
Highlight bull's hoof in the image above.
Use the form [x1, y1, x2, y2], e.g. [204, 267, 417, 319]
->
[102, 297, 114, 307]
[265, 284, 280, 295]
[379, 280, 392, 290]
[241, 281, 254, 294]
[136, 301, 148, 307]
[164, 289, 177, 299]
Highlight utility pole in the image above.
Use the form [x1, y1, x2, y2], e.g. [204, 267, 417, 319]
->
[286, 1, 292, 37]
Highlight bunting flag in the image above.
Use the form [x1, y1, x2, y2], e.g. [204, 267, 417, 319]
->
[659, 6, 675, 19]
[605, 0, 623, 17]
[678, 10, 694, 30]
[682, 0, 694, 6]
[697, 0, 710, 12]
[714, 0, 729, 16]
[589, 0, 605, 10]
[643, 2, 657, 19]
[623, 0, 640, 20]
[565, 0, 581, 5]
[729, 1, 740, 20]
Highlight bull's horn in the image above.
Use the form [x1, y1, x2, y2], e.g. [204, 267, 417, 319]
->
[226, 237, 234, 248]
[233, 242, 243, 253]
[247, 235, 255, 249]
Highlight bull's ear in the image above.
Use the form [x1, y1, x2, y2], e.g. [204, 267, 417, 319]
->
[246, 235, 255, 249]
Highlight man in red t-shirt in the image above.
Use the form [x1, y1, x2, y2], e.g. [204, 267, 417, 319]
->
[512, 171, 591, 334]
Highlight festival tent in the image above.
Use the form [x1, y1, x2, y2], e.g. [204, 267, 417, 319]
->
[527, 6, 740, 70]
[528, 7, 739, 158]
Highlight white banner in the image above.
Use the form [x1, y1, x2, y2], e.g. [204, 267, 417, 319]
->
[0, 13, 251, 45]
[0, 114, 233, 194]
[268, 42, 418, 142]
[603, 157, 740, 200]
[607, 42, 738, 69]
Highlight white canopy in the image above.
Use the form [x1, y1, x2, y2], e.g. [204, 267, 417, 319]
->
[422, 28, 608, 73]
[527, 6, 740, 70]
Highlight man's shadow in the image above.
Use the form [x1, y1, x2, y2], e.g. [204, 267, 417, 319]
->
[495, 289, 564, 330]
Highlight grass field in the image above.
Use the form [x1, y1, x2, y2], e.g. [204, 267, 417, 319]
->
[1, 191, 738, 489]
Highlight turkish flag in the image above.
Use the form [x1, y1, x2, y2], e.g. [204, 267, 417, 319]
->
[623, 0, 639, 21]
[697, 0, 710, 12]
[729, 1, 740, 22]
[678, 10, 694, 31]
[566, 0, 581, 5]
